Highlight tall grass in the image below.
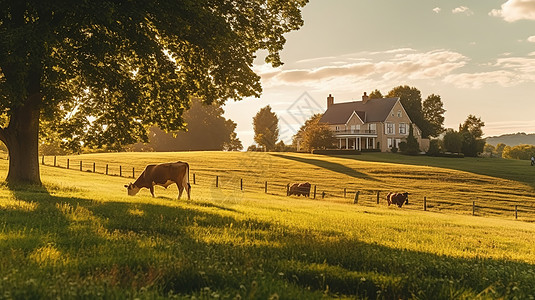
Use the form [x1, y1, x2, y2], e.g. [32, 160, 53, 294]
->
[1, 152, 535, 298]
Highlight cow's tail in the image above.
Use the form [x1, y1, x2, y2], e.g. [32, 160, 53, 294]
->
[184, 162, 191, 190]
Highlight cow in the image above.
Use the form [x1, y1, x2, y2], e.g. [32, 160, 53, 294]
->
[386, 192, 409, 208]
[288, 182, 311, 197]
[288, 183, 300, 196]
[124, 161, 191, 200]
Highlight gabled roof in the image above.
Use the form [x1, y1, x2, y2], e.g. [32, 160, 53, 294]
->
[319, 97, 399, 125]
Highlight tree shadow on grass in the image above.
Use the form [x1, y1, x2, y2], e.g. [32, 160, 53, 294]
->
[271, 153, 379, 181]
[2, 183, 535, 298]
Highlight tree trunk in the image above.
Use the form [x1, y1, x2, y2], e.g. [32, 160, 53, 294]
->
[2, 96, 42, 185]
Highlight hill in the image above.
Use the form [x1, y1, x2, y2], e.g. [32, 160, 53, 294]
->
[486, 132, 535, 146]
[1, 152, 535, 298]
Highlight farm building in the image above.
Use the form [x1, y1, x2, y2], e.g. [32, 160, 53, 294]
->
[318, 93, 429, 152]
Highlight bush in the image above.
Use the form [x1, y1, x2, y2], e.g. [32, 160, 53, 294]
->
[391, 147, 398, 153]
[427, 139, 441, 156]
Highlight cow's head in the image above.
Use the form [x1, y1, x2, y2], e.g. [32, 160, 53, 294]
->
[124, 183, 141, 196]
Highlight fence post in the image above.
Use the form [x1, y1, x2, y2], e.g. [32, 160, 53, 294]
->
[376, 191, 380, 204]
[344, 188, 346, 198]
[241, 178, 243, 191]
[54, 156, 56, 167]
[515, 205, 518, 220]
[265, 181, 268, 193]
[120, 166, 122, 177]
[42, 155, 44, 165]
[132, 167, 135, 178]
[472, 201, 475, 216]
[67, 159, 70, 169]
[106, 164, 109, 175]
[424, 196, 427, 211]
[93, 162, 96, 173]
[216, 175, 218, 187]
[80, 160, 83, 171]
[354, 191, 360, 204]
[286, 183, 289, 196]
[313, 185, 317, 199]
[193, 173, 196, 184]
[322, 191, 325, 199]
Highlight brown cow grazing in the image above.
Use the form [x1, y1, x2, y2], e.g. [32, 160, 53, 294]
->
[288, 182, 311, 197]
[386, 192, 409, 208]
[124, 161, 191, 200]
[298, 182, 311, 197]
[288, 183, 300, 196]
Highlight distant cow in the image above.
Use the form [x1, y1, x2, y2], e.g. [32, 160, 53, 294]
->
[386, 192, 409, 208]
[124, 161, 191, 200]
[288, 182, 311, 197]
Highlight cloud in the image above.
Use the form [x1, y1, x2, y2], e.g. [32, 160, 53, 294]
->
[452, 6, 474, 16]
[489, 0, 535, 22]
[433, 7, 441, 13]
[444, 71, 518, 88]
[257, 48, 535, 91]
[257, 49, 468, 87]
[444, 56, 535, 88]
[528, 35, 535, 42]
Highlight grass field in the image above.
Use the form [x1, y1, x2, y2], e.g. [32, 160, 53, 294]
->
[1, 151, 535, 298]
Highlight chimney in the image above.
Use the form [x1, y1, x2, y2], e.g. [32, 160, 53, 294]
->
[362, 92, 369, 103]
[327, 94, 334, 108]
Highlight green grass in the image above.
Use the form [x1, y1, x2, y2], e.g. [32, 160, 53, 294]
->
[1, 152, 535, 299]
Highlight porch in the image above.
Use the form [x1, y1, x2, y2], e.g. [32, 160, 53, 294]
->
[334, 132, 378, 151]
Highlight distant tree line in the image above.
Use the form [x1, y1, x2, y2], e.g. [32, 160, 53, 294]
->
[484, 143, 535, 160]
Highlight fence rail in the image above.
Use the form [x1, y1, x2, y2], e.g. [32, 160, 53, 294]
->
[38, 155, 535, 222]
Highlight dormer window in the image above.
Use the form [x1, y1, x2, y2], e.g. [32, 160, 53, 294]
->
[397, 110, 402, 117]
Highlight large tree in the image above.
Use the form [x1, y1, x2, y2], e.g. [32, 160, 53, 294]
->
[422, 94, 446, 137]
[253, 105, 279, 151]
[0, 1, 307, 184]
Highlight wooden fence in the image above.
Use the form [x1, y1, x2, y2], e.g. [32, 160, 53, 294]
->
[39, 155, 535, 221]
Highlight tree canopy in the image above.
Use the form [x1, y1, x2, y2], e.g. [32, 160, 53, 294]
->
[459, 115, 485, 157]
[422, 94, 446, 137]
[293, 113, 334, 152]
[386, 86, 427, 137]
[0, 0, 308, 184]
[253, 105, 279, 151]
[129, 99, 242, 152]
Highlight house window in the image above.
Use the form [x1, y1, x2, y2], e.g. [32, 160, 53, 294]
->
[399, 123, 407, 135]
[369, 123, 376, 133]
[351, 125, 360, 133]
[397, 110, 402, 117]
[386, 123, 394, 134]
[335, 125, 340, 132]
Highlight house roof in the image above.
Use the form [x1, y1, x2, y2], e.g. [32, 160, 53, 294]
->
[319, 97, 399, 124]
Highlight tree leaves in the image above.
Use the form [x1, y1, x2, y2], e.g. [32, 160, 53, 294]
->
[0, 0, 307, 150]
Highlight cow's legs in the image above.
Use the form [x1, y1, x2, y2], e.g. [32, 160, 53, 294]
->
[149, 186, 155, 197]
[186, 183, 191, 200]
[177, 184, 184, 200]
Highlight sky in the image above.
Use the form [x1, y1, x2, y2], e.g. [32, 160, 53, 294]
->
[223, 0, 535, 148]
